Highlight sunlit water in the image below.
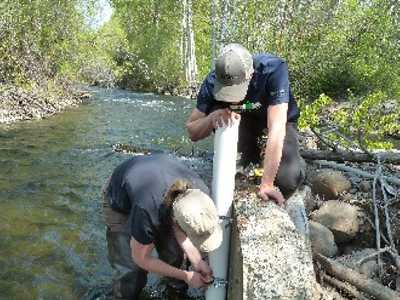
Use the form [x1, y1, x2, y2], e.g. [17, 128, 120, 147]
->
[0, 87, 213, 300]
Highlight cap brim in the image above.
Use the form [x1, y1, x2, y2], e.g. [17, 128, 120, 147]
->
[213, 79, 250, 103]
[192, 223, 223, 253]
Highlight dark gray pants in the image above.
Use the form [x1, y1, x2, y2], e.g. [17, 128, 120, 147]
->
[238, 118, 305, 198]
[102, 182, 185, 300]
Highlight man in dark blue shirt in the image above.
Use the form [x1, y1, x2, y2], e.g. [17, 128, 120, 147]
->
[186, 44, 305, 205]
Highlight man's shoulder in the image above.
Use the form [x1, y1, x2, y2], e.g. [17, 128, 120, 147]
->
[197, 71, 217, 107]
[253, 53, 286, 74]
[203, 70, 216, 85]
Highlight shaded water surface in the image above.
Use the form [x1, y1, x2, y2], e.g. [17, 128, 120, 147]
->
[0, 88, 212, 299]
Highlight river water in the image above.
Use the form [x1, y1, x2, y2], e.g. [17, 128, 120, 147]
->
[0, 88, 213, 300]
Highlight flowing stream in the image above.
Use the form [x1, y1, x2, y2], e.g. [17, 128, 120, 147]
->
[0, 87, 213, 300]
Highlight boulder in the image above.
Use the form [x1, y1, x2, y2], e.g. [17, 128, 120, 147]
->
[229, 190, 316, 300]
[311, 200, 364, 244]
[285, 186, 310, 235]
[311, 170, 351, 200]
[359, 180, 372, 193]
[300, 185, 318, 214]
[309, 221, 338, 257]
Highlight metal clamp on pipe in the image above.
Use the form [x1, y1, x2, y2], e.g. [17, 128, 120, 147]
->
[219, 215, 233, 228]
[210, 277, 229, 288]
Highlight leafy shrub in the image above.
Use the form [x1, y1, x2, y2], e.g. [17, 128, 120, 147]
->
[299, 92, 400, 150]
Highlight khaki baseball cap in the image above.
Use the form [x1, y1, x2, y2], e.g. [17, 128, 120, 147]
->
[213, 43, 254, 102]
[173, 189, 222, 252]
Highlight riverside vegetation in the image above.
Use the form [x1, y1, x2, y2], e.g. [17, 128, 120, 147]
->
[0, 0, 399, 149]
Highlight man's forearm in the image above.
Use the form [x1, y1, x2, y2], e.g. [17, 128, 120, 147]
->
[181, 238, 203, 269]
[261, 128, 286, 186]
[136, 255, 188, 281]
[186, 116, 214, 141]
[174, 224, 203, 269]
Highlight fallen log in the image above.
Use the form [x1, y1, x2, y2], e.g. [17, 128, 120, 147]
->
[312, 160, 400, 186]
[301, 149, 400, 164]
[316, 254, 400, 300]
[323, 274, 371, 300]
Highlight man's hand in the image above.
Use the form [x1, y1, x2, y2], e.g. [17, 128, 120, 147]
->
[258, 183, 285, 206]
[173, 223, 213, 284]
[193, 260, 213, 283]
[184, 270, 210, 288]
[208, 108, 240, 128]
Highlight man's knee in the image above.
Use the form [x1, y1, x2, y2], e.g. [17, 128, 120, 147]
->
[113, 270, 147, 299]
[106, 229, 135, 270]
[156, 237, 184, 269]
[276, 159, 305, 198]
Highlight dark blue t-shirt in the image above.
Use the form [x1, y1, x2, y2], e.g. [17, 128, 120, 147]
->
[106, 154, 209, 245]
[196, 53, 299, 123]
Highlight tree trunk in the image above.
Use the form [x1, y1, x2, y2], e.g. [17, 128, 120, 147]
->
[182, 0, 197, 87]
[211, 0, 218, 67]
[186, 0, 197, 86]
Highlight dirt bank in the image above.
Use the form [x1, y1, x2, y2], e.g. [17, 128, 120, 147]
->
[0, 84, 90, 124]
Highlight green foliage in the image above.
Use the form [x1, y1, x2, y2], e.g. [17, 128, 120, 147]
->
[228, 0, 400, 101]
[300, 92, 400, 150]
[298, 94, 333, 130]
[0, 0, 398, 149]
[331, 92, 400, 149]
[109, 0, 185, 91]
[0, 0, 88, 86]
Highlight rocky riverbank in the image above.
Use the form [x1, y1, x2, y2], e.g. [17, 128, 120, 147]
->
[229, 164, 400, 299]
[0, 84, 91, 124]
[231, 152, 400, 299]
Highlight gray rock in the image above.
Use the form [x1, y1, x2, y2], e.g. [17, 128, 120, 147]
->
[309, 221, 338, 257]
[228, 191, 316, 300]
[349, 188, 357, 194]
[311, 170, 351, 200]
[359, 180, 371, 192]
[285, 186, 310, 236]
[311, 200, 364, 243]
[301, 185, 318, 214]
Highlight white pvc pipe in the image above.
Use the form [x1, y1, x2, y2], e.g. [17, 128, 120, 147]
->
[206, 118, 240, 300]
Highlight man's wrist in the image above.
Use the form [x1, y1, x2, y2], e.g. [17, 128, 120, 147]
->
[190, 260, 200, 270]
[206, 113, 214, 130]
[181, 270, 189, 282]
[260, 181, 274, 189]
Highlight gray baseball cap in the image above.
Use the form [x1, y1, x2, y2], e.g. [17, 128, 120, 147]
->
[213, 43, 254, 102]
[173, 189, 222, 252]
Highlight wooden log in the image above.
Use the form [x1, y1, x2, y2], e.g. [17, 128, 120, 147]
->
[301, 149, 400, 164]
[316, 254, 400, 300]
[323, 274, 371, 300]
[312, 160, 400, 186]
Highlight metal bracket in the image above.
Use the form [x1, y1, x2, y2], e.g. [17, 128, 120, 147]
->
[219, 216, 233, 228]
[211, 277, 229, 288]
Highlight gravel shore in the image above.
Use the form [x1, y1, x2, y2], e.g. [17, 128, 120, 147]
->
[0, 84, 89, 124]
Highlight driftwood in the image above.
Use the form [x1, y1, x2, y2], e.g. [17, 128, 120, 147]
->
[316, 254, 400, 300]
[313, 160, 400, 186]
[301, 149, 400, 164]
[323, 274, 371, 300]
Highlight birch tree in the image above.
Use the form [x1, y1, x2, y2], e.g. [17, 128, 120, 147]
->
[182, 0, 197, 88]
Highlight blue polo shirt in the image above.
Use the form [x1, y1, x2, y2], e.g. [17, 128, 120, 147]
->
[196, 53, 299, 123]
